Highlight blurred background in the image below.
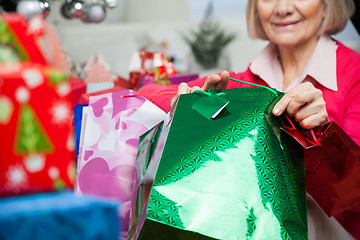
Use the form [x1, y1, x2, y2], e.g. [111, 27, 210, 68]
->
[1, 0, 360, 78]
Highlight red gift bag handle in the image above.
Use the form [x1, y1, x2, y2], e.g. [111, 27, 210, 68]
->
[283, 114, 322, 146]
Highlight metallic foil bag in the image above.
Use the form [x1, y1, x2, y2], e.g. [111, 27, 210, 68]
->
[128, 87, 308, 240]
[282, 120, 360, 217]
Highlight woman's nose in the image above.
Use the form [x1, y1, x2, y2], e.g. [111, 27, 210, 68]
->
[274, 0, 295, 16]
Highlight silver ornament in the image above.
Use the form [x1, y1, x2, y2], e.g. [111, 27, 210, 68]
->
[104, 0, 117, 9]
[16, 0, 42, 20]
[70, 0, 85, 19]
[82, 3, 106, 23]
[61, 0, 85, 20]
[39, 0, 51, 17]
[60, 0, 74, 19]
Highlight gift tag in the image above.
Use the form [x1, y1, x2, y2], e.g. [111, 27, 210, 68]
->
[192, 92, 229, 119]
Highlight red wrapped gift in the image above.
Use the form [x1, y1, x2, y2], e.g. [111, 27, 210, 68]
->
[0, 14, 46, 65]
[0, 13, 76, 196]
[70, 77, 87, 106]
[128, 51, 176, 89]
[281, 119, 360, 217]
[0, 13, 68, 71]
[0, 63, 76, 196]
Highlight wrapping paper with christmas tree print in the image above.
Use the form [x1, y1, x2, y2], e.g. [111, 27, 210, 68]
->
[127, 87, 308, 240]
[0, 13, 68, 71]
[0, 62, 75, 196]
[280, 121, 360, 217]
[74, 89, 166, 240]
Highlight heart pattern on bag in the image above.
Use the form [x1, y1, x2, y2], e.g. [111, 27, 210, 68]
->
[91, 97, 108, 117]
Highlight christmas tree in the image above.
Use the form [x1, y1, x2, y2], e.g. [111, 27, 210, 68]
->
[14, 103, 54, 155]
[181, 2, 236, 69]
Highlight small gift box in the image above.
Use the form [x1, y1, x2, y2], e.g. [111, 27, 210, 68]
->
[128, 51, 177, 89]
[82, 54, 115, 93]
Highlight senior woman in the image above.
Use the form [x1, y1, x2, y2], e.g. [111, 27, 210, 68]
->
[139, 0, 360, 238]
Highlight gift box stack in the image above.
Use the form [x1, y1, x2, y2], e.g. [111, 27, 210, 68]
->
[128, 51, 176, 90]
[0, 13, 120, 240]
[128, 50, 200, 90]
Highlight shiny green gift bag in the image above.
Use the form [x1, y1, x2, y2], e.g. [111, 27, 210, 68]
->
[128, 86, 308, 240]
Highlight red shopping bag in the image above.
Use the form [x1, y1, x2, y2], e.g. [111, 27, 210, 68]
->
[282, 119, 360, 217]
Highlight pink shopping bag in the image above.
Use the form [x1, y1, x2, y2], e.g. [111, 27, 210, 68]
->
[75, 89, 166, 239]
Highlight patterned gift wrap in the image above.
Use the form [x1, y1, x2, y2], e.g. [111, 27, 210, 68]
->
[75, 89, 166, 239]
[128, 87, 308, 240]
[0, 63, 75, 195]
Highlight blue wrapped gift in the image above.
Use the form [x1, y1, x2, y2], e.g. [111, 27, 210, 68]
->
[74, 104, 88, 161]
[0, 191, 120, 240]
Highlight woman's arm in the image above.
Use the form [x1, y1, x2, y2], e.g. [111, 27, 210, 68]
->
[137, 72, 229, 112]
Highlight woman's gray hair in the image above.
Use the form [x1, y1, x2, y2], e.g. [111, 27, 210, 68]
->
[246, 0, 355, 40]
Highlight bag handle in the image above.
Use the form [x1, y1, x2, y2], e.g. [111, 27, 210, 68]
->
[122, 77, 322, 145]
[123, 77, 279, 97]
[227, 78, 322, 146]
[283, 114, 322, 146]
[122, 91, 177, 98]
[192, 77, 279, 98]
[228, 77, 279, 96]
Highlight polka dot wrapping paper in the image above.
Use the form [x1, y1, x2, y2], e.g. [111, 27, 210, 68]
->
[0, 63, 76, 196]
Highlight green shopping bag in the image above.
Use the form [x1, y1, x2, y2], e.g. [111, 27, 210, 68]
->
[128, 84, 308, 240]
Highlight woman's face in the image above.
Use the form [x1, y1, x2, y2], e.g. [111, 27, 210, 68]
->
[256, 0, 325, 49]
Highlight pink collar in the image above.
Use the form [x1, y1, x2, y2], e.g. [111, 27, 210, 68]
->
[249, 35, 338, 92]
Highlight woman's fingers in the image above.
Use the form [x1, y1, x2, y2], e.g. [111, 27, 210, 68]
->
[178, 82, 191, 94]
[298, 111, 328, 129]
[170, 71, 229, 109]
[170, 82, 190, 108]
[273, 82, 327, 129]
[201, 71, 230, 91]
[273, 82, 318, 117]
[190, 86, 201, 93]
[170, 84, 201, 108]
[217, 71, 230, 89]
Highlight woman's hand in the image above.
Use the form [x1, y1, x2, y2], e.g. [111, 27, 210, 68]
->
[170, 71, 230, 108]
[272, 82, 328, 129]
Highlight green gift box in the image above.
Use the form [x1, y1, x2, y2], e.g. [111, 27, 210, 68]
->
[128, 86, 308, 240]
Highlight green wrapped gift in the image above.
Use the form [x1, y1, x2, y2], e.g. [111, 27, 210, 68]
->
[128, 86, 308, 240]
